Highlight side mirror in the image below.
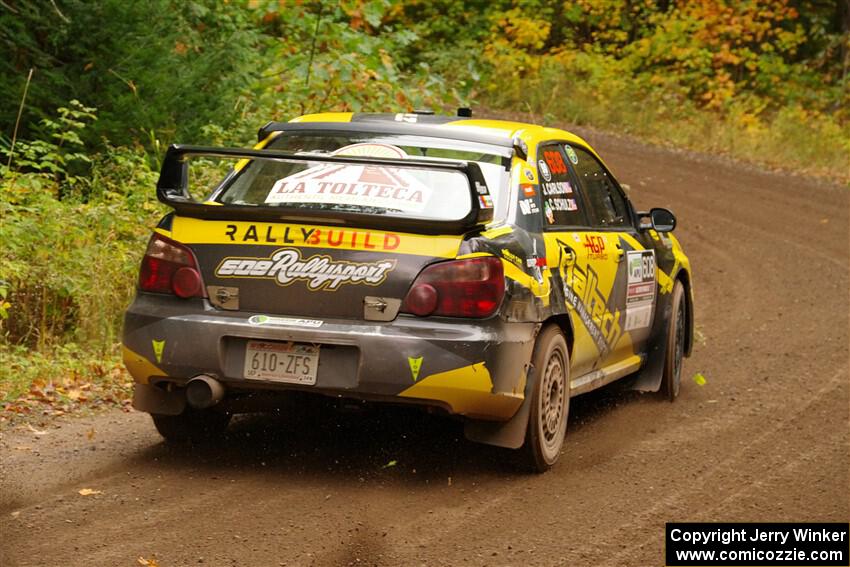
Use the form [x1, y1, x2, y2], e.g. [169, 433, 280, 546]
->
[638, 208, 676, 232]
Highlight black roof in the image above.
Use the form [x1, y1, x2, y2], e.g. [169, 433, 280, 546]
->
[257, 115, 514, 148]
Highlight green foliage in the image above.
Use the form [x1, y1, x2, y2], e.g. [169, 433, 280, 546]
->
[472, 0, 849, 175]
[2, 100, 97, 190]
[1, 104, 163, 356]
[0, 287, 9, 320]
[238, 1, 457, 125]
[475, 0, 848, 117]
[1, 0, 267, 147]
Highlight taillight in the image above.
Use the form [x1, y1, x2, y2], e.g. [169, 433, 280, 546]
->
[401, 256, 505, 318]
[139, 233, 205, 298]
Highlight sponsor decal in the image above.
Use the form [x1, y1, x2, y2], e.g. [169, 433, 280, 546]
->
[152, 339, 165, 364]
[555, 240, 622, 356]
[528, 240, 546, 283]
[583, 234, 607, 260]
[224, 224, 401, 251]
[544, 201, 555, 224]
[265, 162, 433, 212]
[538, 159, 552, 182]
[518, 198, 539, 216]
[394, 113, 419, 123]
[248, 315, 324, 328]
[624, 250, 656, 331]
[501, 248, 524, 268]
[408, 356, 423, 381]
[478, 194, 494, 208]
[564, 145, 579, 164]
[543, 149, 568, 175]
[521, 183, 536, 197]
[524, 168, 535, 181]
[215, 248, 396, 290]
[541, 181, 573, 195]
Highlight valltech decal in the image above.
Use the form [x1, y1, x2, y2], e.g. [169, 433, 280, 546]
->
[555, 239, 622, 356]
[215, 248, 396, 290]
[624, 250, 656, 331]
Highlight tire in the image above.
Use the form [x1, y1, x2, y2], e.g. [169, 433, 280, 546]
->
[660, 280, 686, 402]
[521, 325, 570, 473]
[151, 408, 231, 444]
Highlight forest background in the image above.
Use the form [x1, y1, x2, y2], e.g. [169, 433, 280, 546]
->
[1, 0, 847, 416]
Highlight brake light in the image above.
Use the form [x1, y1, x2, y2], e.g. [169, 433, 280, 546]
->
[401, 257, 505, 318]
[139, 233, 205, 298]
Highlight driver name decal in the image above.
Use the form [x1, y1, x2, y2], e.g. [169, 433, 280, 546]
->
[555, 239, 622, 355]
[215, 248, 396, 290]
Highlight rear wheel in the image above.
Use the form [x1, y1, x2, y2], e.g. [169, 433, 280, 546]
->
[660, 280, 686, 401]
[522, 325, 570, 473]
[151, 408, 231, 444]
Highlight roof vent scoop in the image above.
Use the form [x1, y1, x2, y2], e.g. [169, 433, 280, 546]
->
[457, 107, 472, 118]
[413, 109, 435, 115]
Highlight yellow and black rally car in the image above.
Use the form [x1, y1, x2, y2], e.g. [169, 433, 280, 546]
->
[123, 110, 693, 471]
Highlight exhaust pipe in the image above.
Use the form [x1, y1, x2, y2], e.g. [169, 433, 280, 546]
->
[186, 375, 225, 409]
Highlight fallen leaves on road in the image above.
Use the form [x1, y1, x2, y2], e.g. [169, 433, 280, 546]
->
[78, 488, 102, 496]
[693, 372, 707, 386]
[1, 363, 133, 425]
[381, 460, 398, 469]
[138, 557, 160, 567]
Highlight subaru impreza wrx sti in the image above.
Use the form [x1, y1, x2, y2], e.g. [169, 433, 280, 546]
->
[122, 110, 693, 471]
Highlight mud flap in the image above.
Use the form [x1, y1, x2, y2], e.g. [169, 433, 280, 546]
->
[132, 383, 186, 415]
[463, 365, 535, 449]
[630, 302, 671, 393]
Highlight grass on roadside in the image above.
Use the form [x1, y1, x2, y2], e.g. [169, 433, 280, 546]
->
[0, 343, 133, 425]
[484, 58, 850, 186]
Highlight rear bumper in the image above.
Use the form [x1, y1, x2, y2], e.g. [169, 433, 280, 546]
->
[122, 293, 537, 421]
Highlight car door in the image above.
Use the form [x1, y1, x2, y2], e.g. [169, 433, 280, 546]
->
[537, 142, 624, 376]
[565, 144, 657, 365]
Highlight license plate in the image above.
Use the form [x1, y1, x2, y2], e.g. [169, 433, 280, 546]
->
[243, 340, 319, 385]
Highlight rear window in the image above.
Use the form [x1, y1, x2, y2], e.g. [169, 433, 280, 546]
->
[213, 132, 511, 222]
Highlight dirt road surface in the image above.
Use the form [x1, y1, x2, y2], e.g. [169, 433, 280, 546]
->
[2, 130, 848, 567]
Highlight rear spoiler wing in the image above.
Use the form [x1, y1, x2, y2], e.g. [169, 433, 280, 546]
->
[156, 144, 494, 235]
